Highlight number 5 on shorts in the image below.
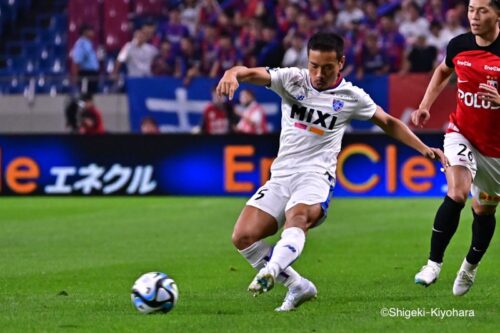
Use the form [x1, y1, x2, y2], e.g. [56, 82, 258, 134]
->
[255, 189, 268, 200]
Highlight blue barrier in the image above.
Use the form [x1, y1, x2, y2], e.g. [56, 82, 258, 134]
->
[0, 134, 446, 197]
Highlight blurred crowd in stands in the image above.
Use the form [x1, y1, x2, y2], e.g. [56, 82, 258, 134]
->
[71, 0, 470, 89]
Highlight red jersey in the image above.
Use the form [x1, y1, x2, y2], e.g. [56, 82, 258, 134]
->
[236, 101, 268, 134]
[201, 103, 230, 134]
[445, 32, 500, 157]
[80, 106, 105, 134]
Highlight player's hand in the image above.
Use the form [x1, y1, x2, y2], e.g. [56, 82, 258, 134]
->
[216, 70, 239, 100]
[411, 108, 431, 128]
[478, 83, 500, 106]
[422, 147, 450, 170]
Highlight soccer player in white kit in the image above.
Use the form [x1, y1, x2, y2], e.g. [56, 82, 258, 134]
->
[217, 32, 447, 312]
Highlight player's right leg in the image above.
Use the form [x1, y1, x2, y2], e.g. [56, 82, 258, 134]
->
[232, 180, 304, 295]
[415, 133, 475, 287]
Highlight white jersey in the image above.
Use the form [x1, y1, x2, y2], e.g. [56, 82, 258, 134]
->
[268, 67, 377, 178]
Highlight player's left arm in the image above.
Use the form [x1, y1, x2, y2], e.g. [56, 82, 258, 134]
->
[478, 83, 500, 106]
[370, 106, 449, 167]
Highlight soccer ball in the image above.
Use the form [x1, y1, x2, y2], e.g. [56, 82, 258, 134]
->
[131, 272, 179, 314]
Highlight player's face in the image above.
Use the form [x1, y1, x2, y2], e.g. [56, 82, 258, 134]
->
[468, 0, 500, 35]
[308, 49, 345, 91]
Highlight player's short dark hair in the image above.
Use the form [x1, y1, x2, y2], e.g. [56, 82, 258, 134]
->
[307, 32, 344, 58]
[491, 0, 500, 9]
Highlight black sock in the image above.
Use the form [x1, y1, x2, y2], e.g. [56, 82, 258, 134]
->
[429, 196, 465, 263]
[466, 211, 496, 265]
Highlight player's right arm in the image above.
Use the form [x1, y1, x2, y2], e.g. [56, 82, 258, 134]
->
[411, 62, 454, 127]
[216, 66, 271, 100]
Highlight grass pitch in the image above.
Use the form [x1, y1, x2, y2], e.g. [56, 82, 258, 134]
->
[0, 197, 498, 332]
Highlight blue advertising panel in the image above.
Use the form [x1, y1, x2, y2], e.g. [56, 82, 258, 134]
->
[0, 134, 446, 197]
[126, 75, 389, 133]
[127, 77, 282, 133]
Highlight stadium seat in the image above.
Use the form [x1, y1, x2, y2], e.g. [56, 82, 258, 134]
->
[22, 41, 42, 57]
[35, 74, 49, 93]
[7, 76, 28, 93]
[36, 14, 52, 29]
[0, 66, 14, 78]
[49, 13, 67, 32]
[134, 0, 165, 16]
[103, 0, 131, 52]
[20, 27, 39, 42]
[5, 41, 23, 56]
[39, 49, 55, 71]
[1, 1, 18, 25]
[50, 57, 65, 74]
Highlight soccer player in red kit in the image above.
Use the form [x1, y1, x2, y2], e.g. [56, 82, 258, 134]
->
[412, 0, 499, 296]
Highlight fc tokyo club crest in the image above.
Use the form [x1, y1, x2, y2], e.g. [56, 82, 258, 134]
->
[332, 99, 344, 112]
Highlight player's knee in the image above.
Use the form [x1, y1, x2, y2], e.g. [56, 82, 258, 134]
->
[231, 230, 257, 250]
[284, 213, 311, 231]
[472, 203, 496, 216]
[447, 189, 469, 204]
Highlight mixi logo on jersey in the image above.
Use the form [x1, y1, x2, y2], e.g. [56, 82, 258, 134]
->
[289, 99, 344, 136]
[290, 104, 339, 136]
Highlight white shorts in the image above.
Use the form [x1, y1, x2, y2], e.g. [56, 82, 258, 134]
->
[246, 172, 335, 229]
[444, 132, 500, 206]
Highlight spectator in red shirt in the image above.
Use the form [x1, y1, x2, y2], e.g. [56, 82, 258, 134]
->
[199, 86, 235, 134]
[78, 93, 105, 134]
[235, 89, 268, 134]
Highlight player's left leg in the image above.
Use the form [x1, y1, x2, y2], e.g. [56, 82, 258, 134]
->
[248, 203, 322, 310]
[273, 203, 322, 312]
[265, 203, 322, 278]
[453, 152, 499, 296]
[247, 203, 322, 294]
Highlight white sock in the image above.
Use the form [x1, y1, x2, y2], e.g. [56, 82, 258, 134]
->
[266, 227, 305, 279]
[462, 258, 478, 272]
[427, 259, 442, 268]
[238, 240, 301, 287]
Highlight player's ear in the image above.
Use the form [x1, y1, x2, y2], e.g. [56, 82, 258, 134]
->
[338, 55, 346, 70]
